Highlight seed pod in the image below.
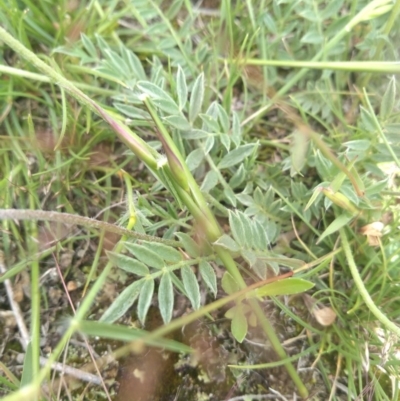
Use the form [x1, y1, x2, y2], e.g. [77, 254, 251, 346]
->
[321, 187, 359, 214]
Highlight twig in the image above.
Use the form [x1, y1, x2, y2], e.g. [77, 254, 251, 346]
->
[0, 209, 181, 247]
[39, 359, 102, 385]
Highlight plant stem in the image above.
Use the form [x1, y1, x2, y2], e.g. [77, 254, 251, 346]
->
[224, 59, 400, 74]
[0, 209, 181, 247]
[28, 194, 40, 384]
[339, 228, 400, 337]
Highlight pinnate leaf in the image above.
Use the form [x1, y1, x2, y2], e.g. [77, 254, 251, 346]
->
[317, 214, 354, 244]
[218, 143, 258, 169]
[213, 234, 240, 252]
[100, 280, 142, 323]
[107, 251, 149, 276]
[199, 261, 217, 297]
[181, 266, 200, 310]
[221, 272, 241, 294]
[140, 241, 183, 263]
[138, 81, 180, 115]
[229, 211, 245, 248]
[380, 76, 396, 120]
[231, 304, 248, 343]
[175, 233, 200, 257]
[176, 65, 188, 110]
[137, 279, 155, 325]
[158, 272, 174, 323]
[189, 72, 204, 122]
[255, 278, 314, 298]
[124, 243, 164, 269]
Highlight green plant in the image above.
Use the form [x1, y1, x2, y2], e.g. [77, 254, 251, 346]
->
[1, 0, 400, 400]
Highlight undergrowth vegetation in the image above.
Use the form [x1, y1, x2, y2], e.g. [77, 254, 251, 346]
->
[1, 0, 400, 400]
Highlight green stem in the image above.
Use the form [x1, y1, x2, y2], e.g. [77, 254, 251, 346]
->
[0, 64, 119, 95]
[142, 97, 222, 228]
[223, 59, 400, 74]
[28, 200, 40, 383]
[339, 228, 400, 337]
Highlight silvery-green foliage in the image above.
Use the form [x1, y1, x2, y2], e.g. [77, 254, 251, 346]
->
[101, 240, 218, 324]
[214, 208, 295, 279]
